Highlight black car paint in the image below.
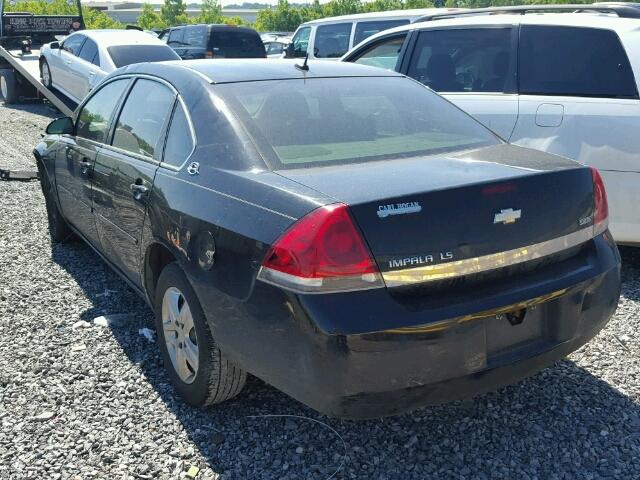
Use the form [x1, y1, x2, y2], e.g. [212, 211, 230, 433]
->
[34, 60, 621, 418]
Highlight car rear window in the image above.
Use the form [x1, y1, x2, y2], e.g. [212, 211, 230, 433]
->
[216, 77, 499, 169]
[519, 26, 638, 98]
[107, 45, 180, 68]
[209, 30, 266, 58]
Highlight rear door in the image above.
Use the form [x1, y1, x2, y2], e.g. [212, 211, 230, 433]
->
[312, 22, 353, 60]
[55, 78, 131, 246]
[511, 25, 640, 242]
[92, 78, 176, 285]
[403, 27, 519, 140]
[181, 25, 208, 59]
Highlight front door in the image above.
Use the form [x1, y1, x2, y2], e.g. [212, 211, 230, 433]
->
[403, 27, 519, 140]
[92, 78, 176, 285]
[54, 78, 131, 245]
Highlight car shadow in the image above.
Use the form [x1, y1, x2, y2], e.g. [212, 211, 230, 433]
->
[51, 241, 640, 479]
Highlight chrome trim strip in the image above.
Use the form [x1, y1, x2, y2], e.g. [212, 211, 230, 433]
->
[382, 227, 594, 287]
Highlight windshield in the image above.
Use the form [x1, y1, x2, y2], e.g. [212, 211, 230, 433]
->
[107, 45, 179, 68]
[215, 77, 500, 169]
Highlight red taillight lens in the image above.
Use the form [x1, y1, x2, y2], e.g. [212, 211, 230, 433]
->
[591, 167, 609, 236]
[257, 203, 383, 293]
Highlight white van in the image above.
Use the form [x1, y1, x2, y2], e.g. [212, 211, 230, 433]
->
[284, 9, 460, 60]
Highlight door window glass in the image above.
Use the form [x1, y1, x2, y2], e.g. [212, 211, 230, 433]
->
[78, 38, 98, 64]
[290, 26, 311, 58]
[62, 34, 86, 56]
[407, 28, 513, 93]
[168, 28, 185, 46]
[184, 25, 207, 48]
[314, 23, 352, 58]
[76, 79, 129, 143]
[353, 19, 409, 46]
[519, 26, 637, 98]
[112, 79, 175, 158]
[353, 34, 406, 70]
[163, 103, 194, 168]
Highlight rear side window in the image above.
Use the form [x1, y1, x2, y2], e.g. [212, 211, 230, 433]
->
[353, 34, 406, 70]
[76, 79, 129, 143]
[78, 38, 99, 66]
[353, 19, 409, 46]
[184, 25, 208, 48]
[112, 79, 175, 158]
[163, 103, 194, 168]
[519, 26, 637, 98]
[210, 29, 266, 58]
[314, 23, 352, 58]
[407, 28, 514, 93]
[107, 45, 180, 68]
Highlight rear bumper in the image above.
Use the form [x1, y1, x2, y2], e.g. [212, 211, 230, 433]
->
[198, 233, 621, 419]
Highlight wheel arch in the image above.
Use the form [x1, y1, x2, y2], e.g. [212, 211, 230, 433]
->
[143, 241, 179, 305]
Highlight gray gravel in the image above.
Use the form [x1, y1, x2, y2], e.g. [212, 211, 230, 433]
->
[1, 98, 639, 480]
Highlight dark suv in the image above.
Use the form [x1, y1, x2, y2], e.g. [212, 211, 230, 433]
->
[163, 24, 265, 59]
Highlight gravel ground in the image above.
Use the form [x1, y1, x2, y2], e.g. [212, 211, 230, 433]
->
[1, 98, 639, 480]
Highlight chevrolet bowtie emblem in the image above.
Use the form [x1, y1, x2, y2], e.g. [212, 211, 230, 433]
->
[494, 208, 522, 225]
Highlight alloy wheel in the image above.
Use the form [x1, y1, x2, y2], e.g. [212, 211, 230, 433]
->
[41, 62, 51, 87]
[161, 286, 199, 384]
[0, 76, 7, 100]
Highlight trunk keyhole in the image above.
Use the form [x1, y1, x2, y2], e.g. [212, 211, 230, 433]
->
[506, 309, 526, 326]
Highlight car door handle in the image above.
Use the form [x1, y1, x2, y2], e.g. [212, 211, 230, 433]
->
[130, 182, 149, 201]
[80, 159, 92, 176]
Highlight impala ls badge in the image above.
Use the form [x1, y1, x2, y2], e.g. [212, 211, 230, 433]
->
[494, 208, 522, 225]
[377, 201, 422, 218]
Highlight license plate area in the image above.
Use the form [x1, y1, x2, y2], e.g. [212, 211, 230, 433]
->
[485, 306, 550, 366]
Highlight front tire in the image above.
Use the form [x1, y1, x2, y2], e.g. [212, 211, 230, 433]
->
[39, 166, 75, 243]
[40, 59, 52, 89]
[154, 262, 246, 407]
[0, 70, 17, 104]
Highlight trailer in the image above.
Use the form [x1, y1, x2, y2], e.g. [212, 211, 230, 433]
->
[0, 0, 85, 116]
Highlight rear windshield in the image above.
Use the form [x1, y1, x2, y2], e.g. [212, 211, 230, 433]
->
[107, 45, 180, 68]
[216, 77, 499, 169]
[210, 30, 266, 58]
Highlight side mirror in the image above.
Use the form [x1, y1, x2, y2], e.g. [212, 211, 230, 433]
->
[46, 117, 74, 135]
[285, 43, 294, 58]
[50, 41, 60, 49]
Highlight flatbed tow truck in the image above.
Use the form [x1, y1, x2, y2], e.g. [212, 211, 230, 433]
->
[0, 0, 84, 117]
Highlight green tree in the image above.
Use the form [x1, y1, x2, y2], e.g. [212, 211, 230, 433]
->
[196, 0, 223, 24]
[137, 3, 166, 30]
[82, 7, 124, 29]
[161, 0, 188, 26]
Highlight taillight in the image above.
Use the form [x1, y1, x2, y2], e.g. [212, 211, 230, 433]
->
[205, 51, 214, 58]
[257, 203, 384, 293]
[591, 167, 608, 236]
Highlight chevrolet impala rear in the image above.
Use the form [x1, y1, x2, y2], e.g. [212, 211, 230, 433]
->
[205, 71, 621, 418]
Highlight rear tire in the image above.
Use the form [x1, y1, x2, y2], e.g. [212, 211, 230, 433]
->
[40, 59, 52, 89]
[0, 70, 17, 104]
[39, 165, 75, 243]
[154, 262, 247, 407]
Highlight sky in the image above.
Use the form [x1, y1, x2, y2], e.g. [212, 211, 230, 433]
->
[83, 0, 296, 6]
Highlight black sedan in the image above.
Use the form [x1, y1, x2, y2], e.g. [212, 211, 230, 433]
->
[34, 60, 621, 418]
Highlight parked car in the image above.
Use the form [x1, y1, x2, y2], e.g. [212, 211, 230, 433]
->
[164, 24, 265, 59]
[34, 59, 620, 418]
[39, 29, 180, 105]
[343, 10, 640, 245]
[263, 36, 292, 58]
[285, 8, 461, 60]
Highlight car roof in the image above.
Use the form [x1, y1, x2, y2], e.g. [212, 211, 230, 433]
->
[300, 8, 455, 25]
[362, 11, 640, 37]
[349, 11, 640, 50]
[134, 59, 402, 84]
[79, 29, 167, 47]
